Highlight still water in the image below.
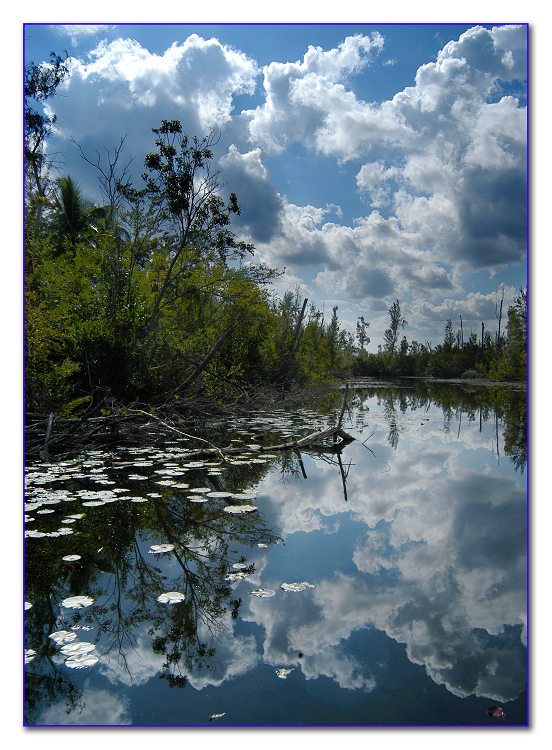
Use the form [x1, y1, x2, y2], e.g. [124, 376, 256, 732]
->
[24, 380, 527, 726]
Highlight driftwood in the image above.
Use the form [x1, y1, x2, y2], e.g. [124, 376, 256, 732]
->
[175, 424, 356, 462]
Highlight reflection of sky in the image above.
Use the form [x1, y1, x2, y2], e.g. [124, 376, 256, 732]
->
[28, 389, 527, 724]
[239, 394, 526, 705]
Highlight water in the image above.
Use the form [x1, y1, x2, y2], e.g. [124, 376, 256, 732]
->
[24, 380, 527, 726]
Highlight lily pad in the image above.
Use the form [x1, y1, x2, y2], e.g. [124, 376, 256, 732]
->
[25, 649, 37, 664]
[148, 544, 175, 554]
[250, 589, 275, 598]
[49, 630, 78, 645]
[188, 495, 209, 503]
[60, 641, 96, 656]
[223, 505, 257, 514]
[64, 652, 99, 669]
[61, 595, 94, 609]
[280, 582, 315, 592]
[276, 668, 294, 679]
[157, 591, 185, 604]
[25, 601, 32, 610]
[62, 555, 82, 562]
[209, 713, 225, 721]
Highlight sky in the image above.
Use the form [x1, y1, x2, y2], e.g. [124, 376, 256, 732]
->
[24, 21, 528, 349]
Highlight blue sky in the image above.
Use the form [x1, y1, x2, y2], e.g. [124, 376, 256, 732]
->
[24, 21, 527, 348]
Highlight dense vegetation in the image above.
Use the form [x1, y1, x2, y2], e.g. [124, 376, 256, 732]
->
[25, 57, 527, 418]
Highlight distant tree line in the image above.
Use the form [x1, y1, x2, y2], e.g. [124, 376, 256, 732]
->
[350, 294, 527, 382]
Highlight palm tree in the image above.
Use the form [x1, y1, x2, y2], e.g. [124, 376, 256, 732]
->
[49, 176, 95, 252]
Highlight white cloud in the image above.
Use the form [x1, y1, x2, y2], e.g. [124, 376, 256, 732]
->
[245, 33, 384, 153]
[45, 35, 258, 197]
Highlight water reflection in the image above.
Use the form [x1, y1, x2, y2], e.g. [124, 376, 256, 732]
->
[25, 381, 527, 725]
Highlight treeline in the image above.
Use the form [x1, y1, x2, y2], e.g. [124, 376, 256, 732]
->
[348, 294, 527, 382]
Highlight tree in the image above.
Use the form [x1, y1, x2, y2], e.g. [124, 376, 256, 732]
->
[25, 52, 69, 199]
[137, 121, 254, 329]
[48, 176, 98, 252]
[383, 299, 407, 354]
[444, 319, 455, 349]
[356, 316, 370, 350]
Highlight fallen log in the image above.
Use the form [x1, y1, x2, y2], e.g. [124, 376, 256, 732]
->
[173, 424, 356, 461]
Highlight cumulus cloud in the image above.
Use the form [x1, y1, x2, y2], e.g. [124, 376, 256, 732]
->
[44, 35, 258, 197]
[412, 286, 518, 327]
[244, 24, 526, 293]
[219, 145, 284, 242]
[245, 33, 384, 153]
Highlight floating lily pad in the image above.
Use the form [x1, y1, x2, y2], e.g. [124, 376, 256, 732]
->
[25, 601, 32, 610]
[280, 582, 315, 592]
[250, 589, 275, 598]
[207, 491, 233, 498]
[223, 505, 257, 514]
[64, 652, 99, 669]
[209, 713, 225, 721]
[62, 555, 81, 562]
[61, 595, 94, 609]
[49, 630, 78, 645]
[232, 562, 249, 570]
[149, 544, 175, 554]
[275, 668, 294, 679]
[225, 572, 250, 582]
[25, 649, 36, 664]
[60, 641, 96, 656]
[188, 495, 209, 503]
[157, 591, 185, 604]
[257, 543, 268, 549]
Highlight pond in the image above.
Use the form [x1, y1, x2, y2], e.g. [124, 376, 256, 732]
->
[24, 379, 528, 726]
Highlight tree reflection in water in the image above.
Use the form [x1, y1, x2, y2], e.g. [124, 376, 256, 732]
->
[24, 483, 279, 721]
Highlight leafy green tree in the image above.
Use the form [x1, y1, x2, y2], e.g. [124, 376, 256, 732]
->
[138, 121, 254, 330]
[383, 299, 407, 355]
